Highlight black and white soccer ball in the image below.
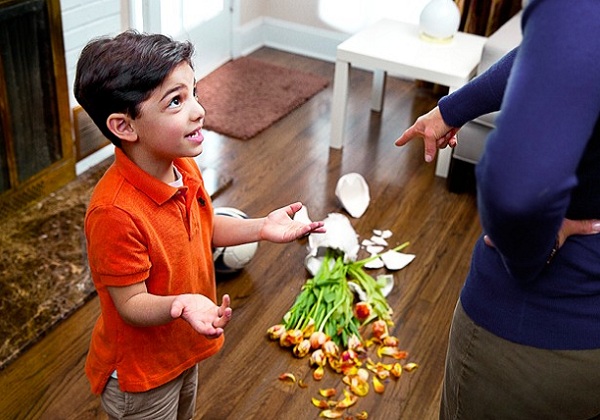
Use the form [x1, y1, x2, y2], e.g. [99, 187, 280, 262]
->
[213, 207, 259, 275]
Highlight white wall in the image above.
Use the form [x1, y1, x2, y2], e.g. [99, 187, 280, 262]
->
[234, 0, 431, 64]
[61, 0, 124, 106]
[61, 0, 432, 108]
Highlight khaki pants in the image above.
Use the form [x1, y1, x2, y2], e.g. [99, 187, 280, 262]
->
[441, 302, 600, 420]
[101, 364, 198, 420]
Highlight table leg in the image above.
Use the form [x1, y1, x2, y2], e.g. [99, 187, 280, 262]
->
[435, 147, 452, 178]
[330, 59, 350, 149]
[371, 69, 386, 112]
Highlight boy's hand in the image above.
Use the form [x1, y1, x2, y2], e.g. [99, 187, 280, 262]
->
[261, 202, 326, 243]
[171, 294, 232, 338]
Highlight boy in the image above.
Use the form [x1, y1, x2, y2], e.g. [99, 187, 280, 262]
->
[74, 30, 325, 419]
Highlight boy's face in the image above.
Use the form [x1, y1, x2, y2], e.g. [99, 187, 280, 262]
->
[129, 62, 205, 164]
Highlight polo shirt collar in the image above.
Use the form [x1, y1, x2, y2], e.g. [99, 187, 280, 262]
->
[113, 148, 182, 206]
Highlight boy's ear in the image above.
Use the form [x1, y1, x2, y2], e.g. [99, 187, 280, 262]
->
[106, 113, 137, 143]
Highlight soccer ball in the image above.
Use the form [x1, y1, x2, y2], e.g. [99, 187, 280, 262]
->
[213, 207, 259, 275]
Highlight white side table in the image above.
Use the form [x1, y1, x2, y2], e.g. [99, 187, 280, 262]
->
[330, 19, 486, 177]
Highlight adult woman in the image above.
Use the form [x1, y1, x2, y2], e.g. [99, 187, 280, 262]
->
[396, 1, 600, 418]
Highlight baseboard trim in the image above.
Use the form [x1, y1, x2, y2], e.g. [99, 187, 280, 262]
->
[234, 17, 347, 62]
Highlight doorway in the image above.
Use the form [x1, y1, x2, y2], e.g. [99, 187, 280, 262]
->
[131, 0, 232, 77]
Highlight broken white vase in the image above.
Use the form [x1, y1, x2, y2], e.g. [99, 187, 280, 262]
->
[335, 173, 370, 218]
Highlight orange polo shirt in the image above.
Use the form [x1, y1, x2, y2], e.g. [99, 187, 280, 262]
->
[84, 148, 223, 394]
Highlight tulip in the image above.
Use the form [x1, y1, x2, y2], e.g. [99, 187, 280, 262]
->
[293, 339, 311, 358]
[302, 318, 316, 338]
[347, 334, 365, 353]
[371, 319, 389, 340]
[382, 335, 399, 347]
[266, 324, 286, 340]
[354, 301, 372, 321]
[328, 356, 342, 373]
[309, 349, 326, 367]
[280, 329, 304, 347]
[340, 349, 360, 374]
[323, 340, 339, 358]
[343, 370, 369, 397]
[309, 331, 329, 349]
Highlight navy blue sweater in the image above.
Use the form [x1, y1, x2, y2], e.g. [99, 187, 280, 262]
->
[439, 0, 600, 350]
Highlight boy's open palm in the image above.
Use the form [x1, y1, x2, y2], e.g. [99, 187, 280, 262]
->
[262, 202, 326, 243]
[171, 294, 232, 339]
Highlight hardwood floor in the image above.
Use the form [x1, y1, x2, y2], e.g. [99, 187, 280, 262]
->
[0, 48, 481, 419]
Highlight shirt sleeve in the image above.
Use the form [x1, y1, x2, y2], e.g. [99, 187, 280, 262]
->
[86, 205, 151, 287]
[438, 47, 518, 127]
[475, 0, 600, 280]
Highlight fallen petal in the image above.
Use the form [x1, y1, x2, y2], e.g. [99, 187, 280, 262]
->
[278, 373, 296, 383]
[336, 389, 358, 409]
[373, 375, 385, 393]
[404, 362, 419, 372]
[320, 409, 344, 419]
[313, 365, 325, 381]
[382, 335, 400, 347]
[377, 346, 408, 360]
[390, 363, 403, 378]
[356, 410, 369, 419]
[349, 378, 369, 397]
[319, 388, 337, 398]
[312, 397, 329, 409]
[357, 368, 369, 382]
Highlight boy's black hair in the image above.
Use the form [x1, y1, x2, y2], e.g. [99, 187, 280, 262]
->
[74, 30, 194, 148]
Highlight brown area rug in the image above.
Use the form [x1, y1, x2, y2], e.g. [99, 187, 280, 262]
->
[0, 158, 113, 370]
[196, 56, 329, 140]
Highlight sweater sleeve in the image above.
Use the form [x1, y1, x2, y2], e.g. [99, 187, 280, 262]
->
[438, 48, 518, 127]
[475, 0, 600, 281]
